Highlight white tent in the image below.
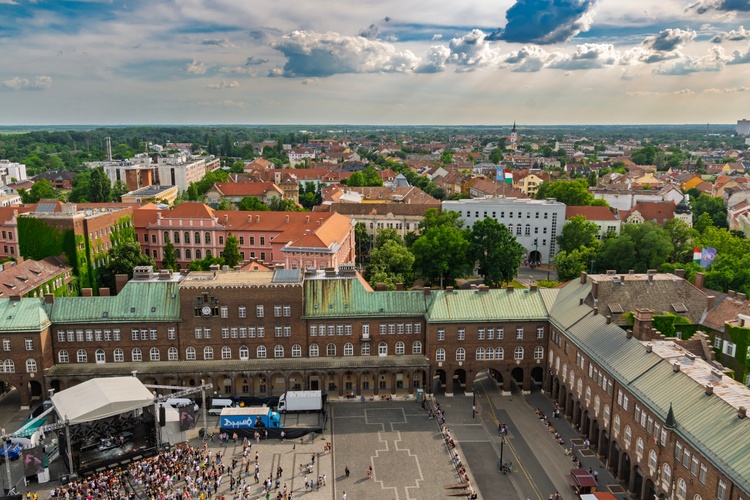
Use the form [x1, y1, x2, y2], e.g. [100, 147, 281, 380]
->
[159, 405, 186, 446]
[52, 377, 155, 424]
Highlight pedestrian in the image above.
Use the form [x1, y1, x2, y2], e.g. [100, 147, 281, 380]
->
[311, 453, 315, 465]
[342, 492, 347, 500]
[280, 431, 285, 442]
[345, 466, 350, 478]
[593, 470, 599, 483]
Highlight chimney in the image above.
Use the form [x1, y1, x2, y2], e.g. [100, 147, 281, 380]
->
[711, 368, 723, 380]
[209, 264, 220, 271]
[593, 306, 598, 316]
[706, 295, 716, 310]
[705, 383, 714, 396]
[255, 215, 260, 223]
[99, 288, 111, 296]
[647, 269, 657, 275]
[606, 270, 616, 275]
[580, 272, 588, 284]
[674, 269, 685, 279]
[628, 270, 635, 274]
[317, 218, 322, 226]
[633, 308, 654, 341]
[224, 214, 228, 222]
[115, 274, 129, 294]
[247, 215, 252, 223]
[395, 283, 404, 291]
[305, 215, 310, 223]
[9, 294, 21, 302]
[479, 285, 489, 293]
[507, 286, 515, 293]
[530, 285, 538, 292]
[285, 215, 289, 223]
[234, 265, 242, 271]
[739, 293, 747, 302]
[695, 272, 705, 289]
[376, 283, 387, 291]
[729, 290, 737, 298]
[648, 274, 654, 284]
[423, 287, 431, 296]
[82, 288, 93, 297]
[645, 343, 653, 353]
[606, 316, 612, 324]
[673, 361, 681, 372]
[44, 293, 54, 304]
[446, 286, 454, 294]
[15, 256, 23, 264]
[626, 329, 633, 339]
[591, 281, 599, 299]
[739, 406, 747, 419]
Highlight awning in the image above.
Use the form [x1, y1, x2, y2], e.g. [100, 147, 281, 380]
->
[51, 377, 155, 425]
[14, 417, 46, 438]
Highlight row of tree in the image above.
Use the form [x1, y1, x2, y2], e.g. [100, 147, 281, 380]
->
[361, 209, 525, 289]
[18, 167, 129, 204]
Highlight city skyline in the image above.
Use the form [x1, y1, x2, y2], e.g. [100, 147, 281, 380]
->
[1, 0, 749, 126]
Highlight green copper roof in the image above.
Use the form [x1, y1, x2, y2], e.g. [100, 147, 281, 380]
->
[47, 280, 181, 324]
[304, 277, 429, 318]
[0, 298, 50, 332]
[426, 288, 550, 323]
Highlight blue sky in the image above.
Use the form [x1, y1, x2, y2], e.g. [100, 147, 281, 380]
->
[1, 0, 749, 125]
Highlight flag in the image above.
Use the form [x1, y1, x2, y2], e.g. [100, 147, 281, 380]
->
[700, 247, 717, 268]
[693, 247, 701, 264]
[496, 167, 503, 182]
[504, 169, 513, 184]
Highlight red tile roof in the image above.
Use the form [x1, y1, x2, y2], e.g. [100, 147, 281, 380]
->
[211, 182, 282, 197]
[566, 206, 617, 221]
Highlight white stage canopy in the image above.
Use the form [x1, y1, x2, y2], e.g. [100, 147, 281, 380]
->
[52, 377, 155, 425]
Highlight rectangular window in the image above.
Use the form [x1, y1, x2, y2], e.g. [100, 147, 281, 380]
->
[675, 441, 683, 461]
[487, 328, 495, 340]
[283, 305, 291, 317]
[336, 325, 344, 336]
[438, 329, 445, 341]
[257, 327, 264, 337]
[1, 339, 9, 351]
[362, 324, 370, 337]
[274, 305, 282, 317]
[477, 328, 485, 340]
[415, 323, 421, 334]
[220, 306, 228, 318]
[85, 330, 93, 342]
[458, 328, 465, 341]
[516, 327, 524, 339]
[275, 326, 282, 337]
[132, 329, 139, 341]
[718, 480, 727, 500]
[406, 323, 413, 335]
[195, 328, 203, 339]
[222, 327, 229, 338]
[310, 325, 317, 336]
[396, 323, 404, 334]
[256, 305, 264, 317]
[699, 464, 707, 484]
[379, 324, 387, 335]
[239, 306, 246, 318]
[623, 395, 629, 411]
[248, 327, 256, 338]
[230, 327, 238, 338]
[327, 325, 335, 336]
[635, 405, 641, 423]
[167, 327, 175, 340]
[24, 338, 33, 350]
[95, 330, 102, 341]
[714, 336, 722, 349]
[498, 327, 504, 339]
[536, 326, 544, 339]
[723, 341, 737, 357]
[113, 329, 121, 341]
[388, 323, 395, 335]
[284, 326, 291, 337]
[58, 331, 65, 342]
[140, 329, 148, 341]
[239, 327, 247, 338]
[150, 329, 157, 340]
[345, 324, 352, 335]
[204, 327, 211, 339]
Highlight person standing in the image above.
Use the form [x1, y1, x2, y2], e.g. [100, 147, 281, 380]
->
[342, 493, 347, 500]
[345, 466, 350, 478]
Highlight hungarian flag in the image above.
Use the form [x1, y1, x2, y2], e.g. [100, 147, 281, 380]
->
[693, 247, 701, 264]
[504, 169, 513, 184]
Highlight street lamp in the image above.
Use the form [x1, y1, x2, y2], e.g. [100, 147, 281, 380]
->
[472, 384, 476, 419]
[533, 239, 538, 268]
[499, 433, 505, 472]
[2, 428, 10, 494]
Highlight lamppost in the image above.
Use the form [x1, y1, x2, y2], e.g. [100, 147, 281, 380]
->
[533, 239, 538, 268]
[499, 432, 505, 472]
[2, 428, 10, 494]
[472, 384, 476, 419]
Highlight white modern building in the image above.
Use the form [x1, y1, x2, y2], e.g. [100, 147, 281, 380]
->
[442, 197, 566, 264]
[737, 119, 750, 137]
[0, 160, 27, 185]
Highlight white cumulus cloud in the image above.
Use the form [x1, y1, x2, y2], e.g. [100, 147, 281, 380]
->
[185, 59, 209, 75]
[207, 80, 240, 89]
[1, 75, 52, 90]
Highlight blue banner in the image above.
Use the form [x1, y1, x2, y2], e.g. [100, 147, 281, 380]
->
[700, 247, 717, 268]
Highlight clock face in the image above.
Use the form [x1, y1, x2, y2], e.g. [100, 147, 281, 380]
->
[201, 306, 211, 316]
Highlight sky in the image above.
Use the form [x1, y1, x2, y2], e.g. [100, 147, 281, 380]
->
[1, 0, 749, 126]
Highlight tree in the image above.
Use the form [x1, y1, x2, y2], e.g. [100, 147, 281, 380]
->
[111, 143, 134, 159]
[663, 219, 697, 263]
[221, 134, 233, 157]
[99, 240, 155, 292]
[470, 218, 525, 287]
[186, 183, 199, 202]
[554, 247, 596, 281]
[691, 193, 727, 229]
[440, 148, 454, 164]
[187, 255, 223, 271]
[354, 222, 371, 264]
[229, 161, 245, 173]
[89, 167, 111, 203]
[19, 179, 57, 203]
[68, 171, 92, 203]
[411, 225, 471, 286]
[162, 236, 178, 271]
[594, 223, 673, 273]
[557, 215, 600, 254]
[268, 198, 304, 212]
[489, 148, 503, 164]
[535, 179, 603, 206]
[222, 233, 242, 268]
[110, 180, 129, 202]
[419, 208, 464, 232]
[238, 196, 269, 211]
[366, 232, 415, 289]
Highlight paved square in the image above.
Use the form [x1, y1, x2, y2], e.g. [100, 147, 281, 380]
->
[331, 401, 463, 500]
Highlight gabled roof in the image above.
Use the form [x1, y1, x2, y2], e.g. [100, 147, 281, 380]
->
[164, 202, 215, 220]
[701, 295, 750, 333]
[304, 276, 429, 318]
[565, 206, 617, 221]
[426, 288, 553, 323]
[0, 297, 50, 332]
[0, 257, 71, 297]
[46, 280, 181, 324]
[620, 201, 677, 225]
[210, 182, 282, 197]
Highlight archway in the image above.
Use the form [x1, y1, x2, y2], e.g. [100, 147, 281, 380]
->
[28, 380, 43, 401]
[600, 430, 610, 463]
[360, 371, 374, 396]
[452, 369, 467, 393]
[590, 419, 600, 454]
[530, 367, 544, 389]
[552, 377, 560, 399]
[307, 371, 322, 391]
[412, 369, 427, 390]
[528, 250, 541, 264]
[609, 441, 620, 476]
[235, 375, 251, 395]
[270, 372, 286, 395]
[215, 374, 233, 395]
[566, 391, 574, 419]
[288, 372, 304, 392]
[620, 452, 631, 485]
[559, 384, 567, 411]
[342, 371, 356, 396]
[644, 478, 657, 500]
[181, 376, 198, 387]
[50, 379, 62, 394]
[511, 367, 524, 391]
[632, 465, 644, 499]
[582, 410, 591, 437]
[254, 374, 269, 395]
[574, 401, 582, 430]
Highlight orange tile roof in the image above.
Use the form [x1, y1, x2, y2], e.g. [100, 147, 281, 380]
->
[212, 182, 281, 197]
[566, 206, 617, 221]
[166, 202, 216, 219]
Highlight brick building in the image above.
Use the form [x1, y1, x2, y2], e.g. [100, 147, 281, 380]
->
[0, 268, 746, 498]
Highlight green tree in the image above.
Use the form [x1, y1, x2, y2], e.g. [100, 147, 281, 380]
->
[663, 218, 697, 263]
[99, 240, 155, 292]
[89, 167, 111, 203]
[419, 208, 464, 232]
[470, 217, 525, 287]
[19, 179, 57, 203]
[221, 134, 234, 157]
[366, 231, 415, 289]
[162, 236, 178, 271]
[595, 223, 673, 273]
[554, 247, 596, 281]
[186, 183, 199, 202]
[268, 198, 304, 211]
[489, 148, 503, 164]
[216, 199, 231, 210]
[354, 222, 371, 263]
[111, 143, 134, 159]
[535, 179, 602, 206]
[691, 193, 728, 229]
[411, 225, 471, 286]
[557, 215, 600, 253]
[110, 180, 129, 202]
[222, 233, 242, 268]
[238, 196, 269, 211]
[229, 161, 245, 173]
[68, 171, 92, 203]
[187, 255, 223, 271]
